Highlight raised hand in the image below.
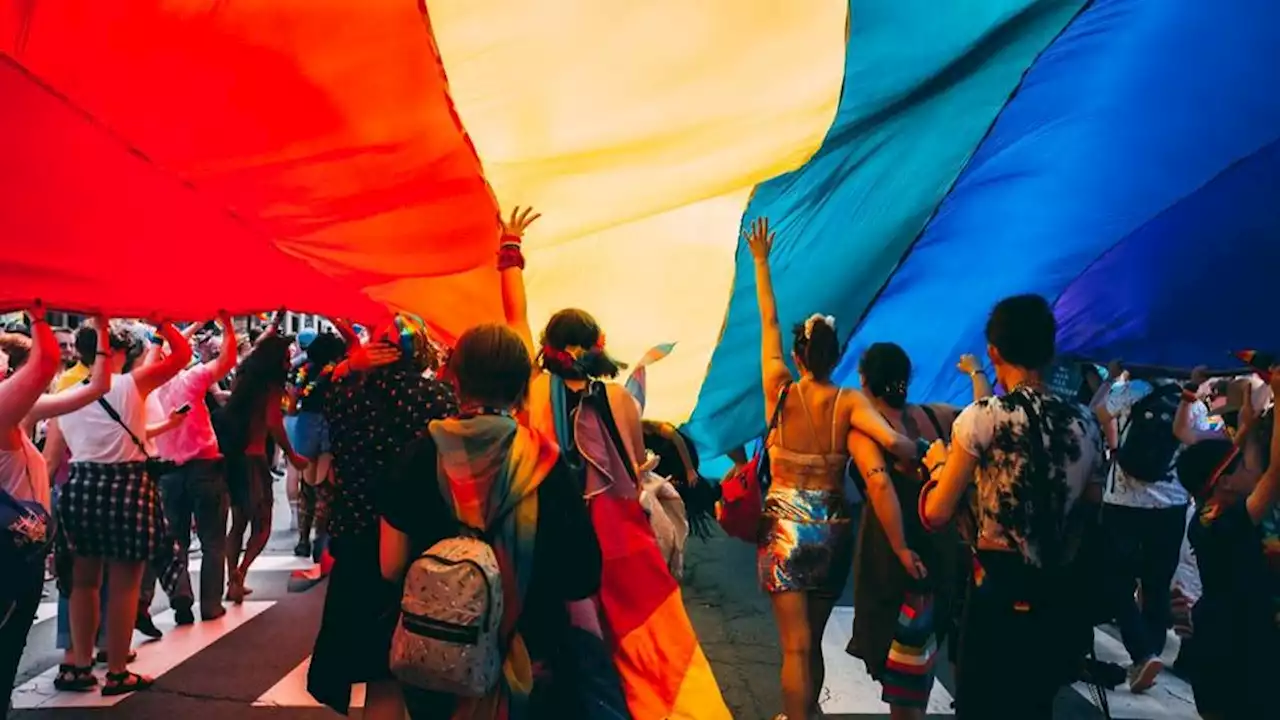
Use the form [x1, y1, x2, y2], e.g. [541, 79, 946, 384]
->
[27, 301, 46, 325]
[501, 206, 541, 239]
[1107, 358, 1124, 380]
[743, 217, 774, 261]
[957, 354, 982, 376]
[348, 342, 402, 372]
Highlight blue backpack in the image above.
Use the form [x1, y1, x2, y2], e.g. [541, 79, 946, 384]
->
[0, 476, 53, 628]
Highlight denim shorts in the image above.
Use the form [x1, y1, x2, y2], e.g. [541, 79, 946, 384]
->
[285, 411, 331, 460]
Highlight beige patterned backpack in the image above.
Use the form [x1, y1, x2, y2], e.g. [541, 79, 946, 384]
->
[389, 531, 505, 696]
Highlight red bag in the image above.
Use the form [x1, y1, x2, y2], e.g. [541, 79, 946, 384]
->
[717, 383, 790, 542]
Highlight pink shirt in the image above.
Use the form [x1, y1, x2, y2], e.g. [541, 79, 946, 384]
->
[154, 363, 222, 464]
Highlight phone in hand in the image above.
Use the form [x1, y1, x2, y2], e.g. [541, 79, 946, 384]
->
[175, 403, 192, 415]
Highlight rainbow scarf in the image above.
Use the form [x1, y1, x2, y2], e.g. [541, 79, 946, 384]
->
[429, 415, 560, 720]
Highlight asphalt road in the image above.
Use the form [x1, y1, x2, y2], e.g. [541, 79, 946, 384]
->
[9, 485, 1198, 719]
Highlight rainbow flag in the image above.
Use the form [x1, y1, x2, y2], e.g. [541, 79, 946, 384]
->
[624, 342, 676, 415]
[1235, 349, 1275, 382]
[526, 374, 730, 719]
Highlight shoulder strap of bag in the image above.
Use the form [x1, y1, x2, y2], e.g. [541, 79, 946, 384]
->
[762, 382, 792, 450]
[585, 381, 641, 486]
[95, 392, 153, 461]
[1005, 389, 1069, 570]
[919, 404, 948, 442]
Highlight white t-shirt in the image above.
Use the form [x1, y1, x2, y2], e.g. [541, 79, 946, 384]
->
[1103, 379, 1199, 510]
[59, 373, 149, 464]
[0, 432, 51, 511]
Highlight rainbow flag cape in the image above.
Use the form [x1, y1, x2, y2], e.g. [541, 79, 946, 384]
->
[526, 374, 730, 719]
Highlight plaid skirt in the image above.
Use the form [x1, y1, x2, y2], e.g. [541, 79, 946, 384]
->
[58, 461, 166, 561]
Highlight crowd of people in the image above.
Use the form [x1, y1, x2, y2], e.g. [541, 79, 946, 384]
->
[1, 207, 1276, 720]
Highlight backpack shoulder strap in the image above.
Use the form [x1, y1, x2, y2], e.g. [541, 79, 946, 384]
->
[919, 404, 948, 442]
[585, 381, 640, 486]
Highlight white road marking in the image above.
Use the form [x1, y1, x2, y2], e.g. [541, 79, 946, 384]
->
[820, 606, 956, 715]
[253, 655, 365, 708]
[12, 601, 274, 708]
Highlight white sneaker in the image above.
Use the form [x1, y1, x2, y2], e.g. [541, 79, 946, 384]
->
[1128, 657, 1162, 694]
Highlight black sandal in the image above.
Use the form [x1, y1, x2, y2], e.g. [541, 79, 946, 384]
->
[101, 670, 154, 697]
[52, 664, 97, 692]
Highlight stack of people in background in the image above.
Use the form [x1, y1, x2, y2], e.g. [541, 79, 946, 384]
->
[1, 208, 1277, 720]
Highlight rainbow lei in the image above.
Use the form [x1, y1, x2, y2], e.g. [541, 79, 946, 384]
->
[284, 361, 338, 412]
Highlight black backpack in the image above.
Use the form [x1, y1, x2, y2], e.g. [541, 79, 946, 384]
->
[1115, 383, 1183, 483]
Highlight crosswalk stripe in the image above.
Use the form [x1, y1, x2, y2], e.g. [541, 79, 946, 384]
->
[1073, 626, 1198, 719]
[253, 655, 365, 708]
[34, 601, 59, 625]
[820, 607, 956, 715]
[12, 601, 274, 709]
[28, 556, 311, 631]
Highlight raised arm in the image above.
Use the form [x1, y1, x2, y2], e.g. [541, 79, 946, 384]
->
[957, 354, 994, 402]
[497, 206, 541, 362]
[744, 217, 792, 400]
[30, 314, 112, 421]
[133, 320, 192, 397]
[330, 318, 361, 352]
[210, 312, 238, 382]
[0, 305, 61, 430]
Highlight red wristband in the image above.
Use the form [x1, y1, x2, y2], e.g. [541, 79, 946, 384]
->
[498, 244, 526, 271]
[500, 232, 523, 246]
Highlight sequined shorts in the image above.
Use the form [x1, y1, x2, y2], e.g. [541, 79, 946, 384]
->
[757, 487, 853, 595]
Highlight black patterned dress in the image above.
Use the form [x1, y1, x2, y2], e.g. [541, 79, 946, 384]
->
[307, 366, 457, 714]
